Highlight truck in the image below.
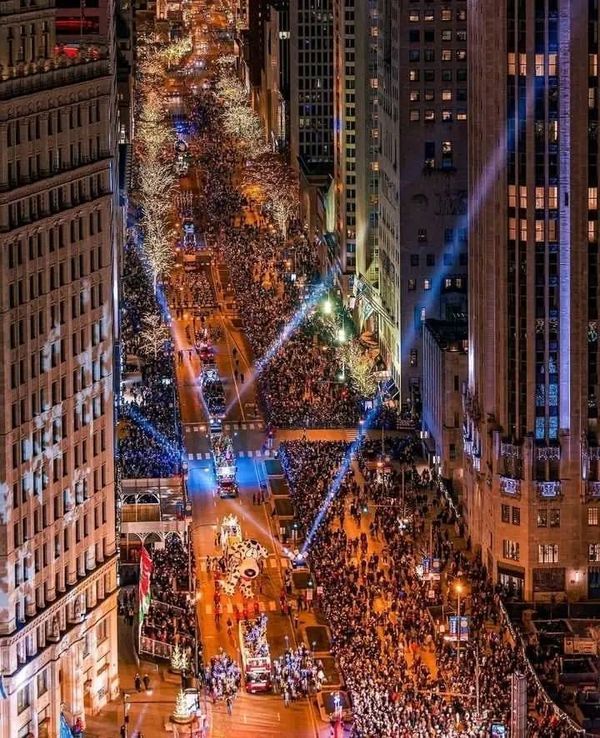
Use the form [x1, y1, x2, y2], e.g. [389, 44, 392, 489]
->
[239, 615, 272, 693]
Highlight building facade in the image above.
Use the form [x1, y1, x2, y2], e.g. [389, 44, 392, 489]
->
[377, 0, 468, 405]
[0, 2, 121, 735]
[290, 0, 334, 238]
[421, 319, 467, 485]
[465, 1, 600, 601]
[259, 0, 290, 152]
[332, 0, 379, 297]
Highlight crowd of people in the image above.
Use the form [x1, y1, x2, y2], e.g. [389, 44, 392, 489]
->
[191, 88, 361, 429]
[272, 645, 326, 705]
[279, 440, 580, 738]
[204, 651, 241, 708]
[140, 537, 197, 655]
[118, 240, 183, 479]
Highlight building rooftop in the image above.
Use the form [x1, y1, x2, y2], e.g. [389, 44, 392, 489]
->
[425, 319, 468, 353]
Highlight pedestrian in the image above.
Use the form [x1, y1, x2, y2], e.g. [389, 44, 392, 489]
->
[226, 617, 233, 637]
[240, 373, 244, 384]
[134, 672, 142, 692]
[226, 695, 233, 715]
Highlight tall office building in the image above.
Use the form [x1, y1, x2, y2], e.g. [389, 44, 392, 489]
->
[290, 0, 334, 227]
[0, 1, 120, 735]
[464, 2, 600, 601]
[377, 0, 468, 404]
[332, 0, 379, 295]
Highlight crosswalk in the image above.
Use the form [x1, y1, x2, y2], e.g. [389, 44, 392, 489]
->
[198, 555, 285, 572]
[186, 449, 275, 461]
[202, 600, 278, 615]
[184, 421, 264, 433]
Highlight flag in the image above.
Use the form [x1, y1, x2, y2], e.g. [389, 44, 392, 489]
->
[138, 547, 153, 623]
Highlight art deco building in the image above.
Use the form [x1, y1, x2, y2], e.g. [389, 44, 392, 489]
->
[464, 1, 600, 601]
[377, 0, 468, 403]
[332, 0, 379, 297]
[0, 0, 120, 734]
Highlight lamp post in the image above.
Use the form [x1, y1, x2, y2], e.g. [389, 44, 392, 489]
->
[455, 582, 463, 665]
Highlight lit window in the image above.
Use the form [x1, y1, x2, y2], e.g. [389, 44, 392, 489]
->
[535, 54, 544, 76]
[548, 186, 558, 209]
[441, 8, 451, 21]
[535, 221, 545, 242]
[508, 53, 516, 76]
[423, 279, 431, 290]
[548, 53, 557, 75]
[409, 10, 419, 21]
[410, 91, 420, 102]
[502, 540, 520, 561]
[589, 187, 598, 210]
[409, 70, 420, 82]
[590, 54, 598, 77]
[408, 279, 416, 291]
[589, 220, 598, 243]
[519, 219, 527, 241]
[420, 307, 426, 322]
[519, 53, 526, 76]
[508, 218, 517, 240]
[539, 544, 559, 564]
[441, 30, 452, 42]
[590, 543, 600, 562]
[535, 187, 544, 209]
[442, 89, 452, 101]
[409, 109, 420, 122]
[588, 508, 599, 526]
[456, 50, 467, 62]
[444, 278, 452, 288]
[442, 49, 452, 62]
[424, 110, 435, 121]
[424, 11, 434, 21]
[442, 111, 453, 121]
[508, 185, 517, 208]
[456, 111, 467, 121]
[519, 186, 527, 209]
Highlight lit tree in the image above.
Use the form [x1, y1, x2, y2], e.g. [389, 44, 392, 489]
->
[170, 644, 190, 673]
[139, 314, 170, 360]
[143, 220, 174, 291]
[343, 340, 378, 398]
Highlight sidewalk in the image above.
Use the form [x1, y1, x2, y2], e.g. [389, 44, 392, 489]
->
[85, 617, 180, 738]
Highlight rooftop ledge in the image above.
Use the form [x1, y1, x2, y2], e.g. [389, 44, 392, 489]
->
[0, 50, 110, 100]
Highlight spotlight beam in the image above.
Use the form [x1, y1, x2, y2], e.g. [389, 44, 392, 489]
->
[300, 394, 383, 556]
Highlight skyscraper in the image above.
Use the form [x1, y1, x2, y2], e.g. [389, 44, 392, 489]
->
[289, 0, 334, 176]
[377, 0, 468, 404]
[0, 3, 121, 734]
[333, 0, 379, 295]
[465, 2, 599, 600]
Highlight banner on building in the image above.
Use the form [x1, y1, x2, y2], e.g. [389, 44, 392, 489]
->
[139, 547, 153, 623]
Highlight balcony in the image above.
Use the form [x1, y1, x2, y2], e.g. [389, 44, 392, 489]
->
[499, 476, 521, 497]
[536, 480, 562, 499]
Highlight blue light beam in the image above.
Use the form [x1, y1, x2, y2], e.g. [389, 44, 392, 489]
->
[300, 394, 383, 556]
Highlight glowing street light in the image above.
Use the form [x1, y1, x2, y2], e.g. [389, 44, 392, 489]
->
[322, 298, 332, 315]
[336, 327, 346, 343]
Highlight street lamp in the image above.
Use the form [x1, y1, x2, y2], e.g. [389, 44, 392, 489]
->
[336, 327, 346, 343]
[455, 582, 463, 665]
[322, 298, 332, 315]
